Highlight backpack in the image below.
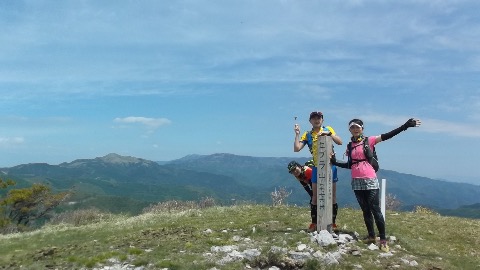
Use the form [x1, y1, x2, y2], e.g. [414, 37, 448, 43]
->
[347, 136, 379, 172]
[304, 159, 315, 167]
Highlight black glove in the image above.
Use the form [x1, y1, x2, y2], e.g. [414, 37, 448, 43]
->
[403, 118, 417, 130]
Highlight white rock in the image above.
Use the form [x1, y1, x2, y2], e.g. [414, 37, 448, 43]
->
[232, 235, 242, 242]
[227, 250, 244, 260]
[108, 258, 120, 264]
[313, 250, 324, 258]
[211, 245, 238, 253]
[331, 251, 343, 260]
[367, 243, 379, 250]
[338, 233, 354, 244]
[312, 230, 337, 247]
[288, 251, 312, 261]
[297, 244, 307, 251]
[217, 255, 235, 265]
[243, 249, 261, 261]
[323, 252, 339, 265]
[378, 252, 393, 257]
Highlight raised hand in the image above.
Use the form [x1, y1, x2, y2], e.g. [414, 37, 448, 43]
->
[294, 124, 301, 135]
[404, 118, 421, 129]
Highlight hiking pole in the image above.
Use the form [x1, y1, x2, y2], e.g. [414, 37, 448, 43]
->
[294, 116, 300, 137]
[294, 116, 298, 126]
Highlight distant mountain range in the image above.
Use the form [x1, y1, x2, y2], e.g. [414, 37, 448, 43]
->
[2, 153, 480, 218]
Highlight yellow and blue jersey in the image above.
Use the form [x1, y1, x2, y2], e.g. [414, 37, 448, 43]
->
[300, 126, 336, 165]
[300, 126, 338, 184]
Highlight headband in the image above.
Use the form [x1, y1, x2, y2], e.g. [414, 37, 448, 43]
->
[349, 122, 363, 128]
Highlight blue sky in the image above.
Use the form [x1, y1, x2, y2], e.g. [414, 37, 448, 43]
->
[0, 1, 479, 185]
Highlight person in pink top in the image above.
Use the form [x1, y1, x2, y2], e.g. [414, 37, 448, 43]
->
[331, 118, 421, 252]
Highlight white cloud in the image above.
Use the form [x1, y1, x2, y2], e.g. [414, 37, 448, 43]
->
[113, 116, 171, 132]
[0, 137, 25, 146]
[416, 118, 480, 138]
[360, 114, 480, 138]
[2, 0, 479, 91]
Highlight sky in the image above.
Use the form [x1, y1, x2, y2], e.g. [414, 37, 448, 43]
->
[0, 1, 479, 185]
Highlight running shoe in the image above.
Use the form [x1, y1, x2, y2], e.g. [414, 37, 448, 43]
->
[362, 236, 377, 244]
[307, 223, 317, 232]
[379, 239, 389, 252]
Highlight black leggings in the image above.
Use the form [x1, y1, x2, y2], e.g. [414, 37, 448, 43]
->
[354, 189, 386, 240]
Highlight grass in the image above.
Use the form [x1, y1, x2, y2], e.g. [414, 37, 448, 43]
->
[0, 204, 479, 269]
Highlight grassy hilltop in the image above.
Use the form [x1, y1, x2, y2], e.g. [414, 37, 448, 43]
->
[0, 204, 479, 270]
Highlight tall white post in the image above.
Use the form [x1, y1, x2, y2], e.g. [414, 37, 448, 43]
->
[381, 178, 386, 222]
[316, 135, 333, 232]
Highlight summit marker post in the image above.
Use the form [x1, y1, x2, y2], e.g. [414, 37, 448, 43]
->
[316, 135, 333, 233]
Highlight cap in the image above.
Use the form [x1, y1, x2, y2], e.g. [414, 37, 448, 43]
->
[309, 111, 323, 120]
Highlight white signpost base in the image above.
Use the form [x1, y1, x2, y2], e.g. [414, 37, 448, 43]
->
[381, 178, 386, 222]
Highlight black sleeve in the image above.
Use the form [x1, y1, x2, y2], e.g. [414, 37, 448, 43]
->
[302, 183, 313, 197]
[330, 155, 349, 169]
[381, 118, 416, 141]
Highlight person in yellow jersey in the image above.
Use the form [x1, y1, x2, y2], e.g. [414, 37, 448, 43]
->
[293, 111, 342, 232]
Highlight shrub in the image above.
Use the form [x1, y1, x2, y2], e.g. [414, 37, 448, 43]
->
[142, 197, 217, 214]
[1, 182, 71, 233]
[413, 205, 439, 215]
[198, 196, 217, 209]
[385, 193, 402, 210]
[270, 187, 292, 206]
[48, 208, 115, 226]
